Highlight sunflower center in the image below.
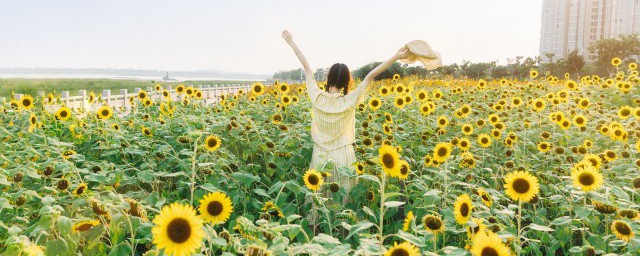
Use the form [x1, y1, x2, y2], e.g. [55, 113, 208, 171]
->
[390, 248, 409, 256]
[308, 174, 319, 185]
[207, 201, 224, 216]
[614, 222, 631, 235]
[372, 101, 379, 107]
[208, 138, 218, 148]
[535, 102, 543, 108]
[437, 147, 448, 157]
[382, 154, 395, 169]
[578, 173, 595, 186]
[481, 194, 490, 201]
[400, 165, 408, 175]
[460, 203, 469, 216]
[470, 224, 480, 234]
[61, 111, 68, 117]
[425, 217, 442, 230]
[512, 178, 530, 193]
[166, 218, 192, 243]
[23, 99, 31, 107]
[481, 138, 488, 144]
[102, 110, 109, 116]
[76, 186, 85, 195]
[481, 247, 499, 256]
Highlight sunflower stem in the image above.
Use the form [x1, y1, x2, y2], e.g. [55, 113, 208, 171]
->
[379, 168, 386, 253]
[517, 200, 522, 248]
[190, 137, 199, 205]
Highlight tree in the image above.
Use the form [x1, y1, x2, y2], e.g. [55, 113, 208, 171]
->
[588, 34, 640, 75]
[563, 50, 585, 77]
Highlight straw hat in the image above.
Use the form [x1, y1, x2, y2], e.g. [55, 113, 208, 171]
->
[399, 40, 442, 70]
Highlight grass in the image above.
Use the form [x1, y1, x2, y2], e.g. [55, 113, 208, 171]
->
[0, 78, 263, 98]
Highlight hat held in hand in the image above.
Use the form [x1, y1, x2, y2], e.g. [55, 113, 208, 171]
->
[399, 40, 442, 70]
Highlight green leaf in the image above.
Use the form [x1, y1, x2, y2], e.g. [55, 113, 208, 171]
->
[358, 175, 381, 185]
[396, 230, 425, 247]
[550, 216, 572, 226]
[528, 223, 554, 232]
[45, 239, 69, 256]
[231, 172, 260, 186]
[384, 201, 405, 208]
[345, 221, 375, 239]
[109, 243, 132, 256]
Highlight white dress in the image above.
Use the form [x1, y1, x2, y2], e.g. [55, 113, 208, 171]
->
[305, 75, 367, 193]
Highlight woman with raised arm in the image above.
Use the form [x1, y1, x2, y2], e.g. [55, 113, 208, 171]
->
[282, 29, 410, 199]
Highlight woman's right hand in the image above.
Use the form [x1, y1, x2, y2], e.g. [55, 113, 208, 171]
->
[282, 30, 294, 45]
[394, 46, 411, 60]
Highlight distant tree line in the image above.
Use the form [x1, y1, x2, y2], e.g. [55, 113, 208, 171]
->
[273, 34, 640, 81]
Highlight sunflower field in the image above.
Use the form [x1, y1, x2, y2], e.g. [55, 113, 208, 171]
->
[1, 61, 640, 256]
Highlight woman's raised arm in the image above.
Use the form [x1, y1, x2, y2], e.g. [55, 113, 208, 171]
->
[362, 46, 410, 85]
[282, 30, 313, 77]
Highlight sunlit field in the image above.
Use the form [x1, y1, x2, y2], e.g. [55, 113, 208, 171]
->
[1, 61, 639, 255]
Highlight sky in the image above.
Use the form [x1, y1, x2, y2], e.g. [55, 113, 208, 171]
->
[0, 0, 543, 75]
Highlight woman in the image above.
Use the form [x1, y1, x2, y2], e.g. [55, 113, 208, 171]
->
[282, 30, 409, 198]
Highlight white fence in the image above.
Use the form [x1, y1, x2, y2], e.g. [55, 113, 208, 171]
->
[5, 83, 255, 112]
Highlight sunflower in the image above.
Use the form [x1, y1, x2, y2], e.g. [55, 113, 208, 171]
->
[281, 95, 292, 106]
[477, 134, 492, 148]
[603, 150, 617, 162]
[368, 97, 382, 110]
[22, 244, 45, 256]
[20, 95, 34, 110]
[247, 82, 264, 96]
[379, 86, 390, 96]
[433, 142, 453, 162]
[175, 84, 185, 94]
[55, 106, 72, 121]
[530, 70, 538, 78]
[477, 79, 487, 88]
[138, 90, 148, 100]
[303, 169, 324, 191]
[97, 106, 113, 120]
[402, 211, 414, 231]
[379, 145, 401, 177]
[436, 116, 448, 127]
[198, 191, 233, 225]
[477, 188, 493, 207]
[466, 218, 486, 238]
[503, 171, 539, 202]
[458, 138, 471, 151]
[469, 231, 511, 256]
[572, 114, 587, 127]
[394, 96, 406, 109]
[581, 154, 601, 170]
[142, 127, 152, 137]
[454, 194, 473, 225]
[261, 201, 284, 218]
[611, 57, 622, 67]
[72, 220, 100, 233]
[611, 220, 634, 242]
[152, 203, 205, 256]
[461, 124, 474, 135]
[592, 200, 618, 214]
[618, 106, 633, 119]
[204, 135, 221, 151]
[355, 162, 365, 175]
[422, 214, 445, 234]
[397, 160, 410, 180]
[571, 165, 603, 192]
[392, 74, 400, 81]
[73, 183, 88, 196]
[531, 99, 546, 112]
[29, 113, 38, 126]
[537, 142, 552, 153]
[272, 113, 283, 124]
[384, 242, 419, 256]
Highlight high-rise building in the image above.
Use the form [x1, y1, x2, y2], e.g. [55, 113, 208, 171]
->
[539, 0, 640, 62]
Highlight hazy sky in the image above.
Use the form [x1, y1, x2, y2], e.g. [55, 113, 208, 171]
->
[0, 0, 542, 75]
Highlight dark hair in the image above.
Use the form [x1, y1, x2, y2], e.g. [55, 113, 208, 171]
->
[326, 63, 351, 95]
